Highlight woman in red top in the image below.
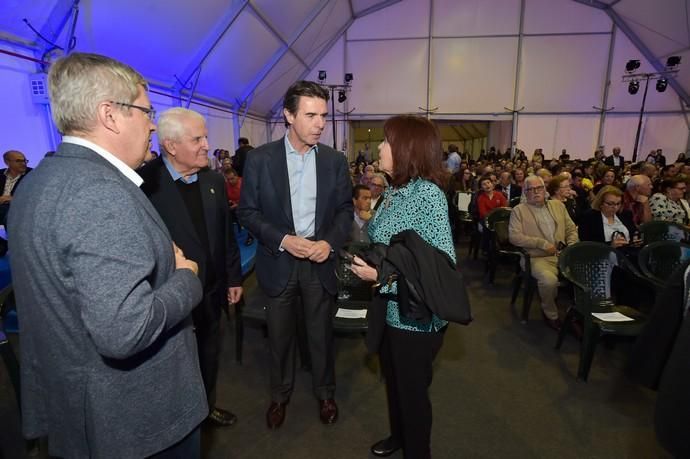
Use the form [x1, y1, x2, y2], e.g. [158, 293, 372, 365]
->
[477, 175, 507, 219]
[224, 167, 242, 210]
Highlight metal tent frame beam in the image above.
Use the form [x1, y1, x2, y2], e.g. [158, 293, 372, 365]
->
[174, 0, 249, 94]
[237, 0, 330, 109]
[266, 0, 402, 118]
[573, 0, 690, 107]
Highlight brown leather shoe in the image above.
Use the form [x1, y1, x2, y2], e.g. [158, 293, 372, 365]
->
[542, 312, 562, 332]
[319, 398, 338, 425]
[266, 402, 287, 429]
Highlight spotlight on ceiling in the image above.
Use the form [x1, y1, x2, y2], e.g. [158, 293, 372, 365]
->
[666, 56, 681, 68]
[338, 91, 347, 103]
[344, 73, 353, 83]
[318, 70, 327, 81]
[625, 59, 641, 73]
[628, 80, 640, 95]
[656, 78, 668, 92]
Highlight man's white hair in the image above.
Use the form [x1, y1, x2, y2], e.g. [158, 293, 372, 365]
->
[157, 107, 206, 153]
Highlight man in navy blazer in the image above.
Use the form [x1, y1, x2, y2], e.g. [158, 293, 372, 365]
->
[8, 53, 206, 458]
[238, 80, 353, 429]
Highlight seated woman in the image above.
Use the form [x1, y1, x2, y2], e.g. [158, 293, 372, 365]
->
[579, 185, 636, 247]
[649, 176, 690, 225]
[547, 174, 578, 223]
[477, 175, 507, 220]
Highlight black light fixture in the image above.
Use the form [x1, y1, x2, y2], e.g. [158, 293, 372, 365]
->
[625, 59, 641, 73]
[344, 73, 353, 83]
[628, 80, 640, 94]
[337, 90, 347, 103]
[318, 70, 327, 81]
[656, 78, 668, 92]
[666, 56, 681, 68]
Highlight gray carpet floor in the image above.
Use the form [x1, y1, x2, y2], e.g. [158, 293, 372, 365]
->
[0, 245, 670, 458]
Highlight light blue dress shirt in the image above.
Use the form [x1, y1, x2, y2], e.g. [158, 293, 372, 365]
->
[285, 134, 317, 237]
[162, 154, 198, 184]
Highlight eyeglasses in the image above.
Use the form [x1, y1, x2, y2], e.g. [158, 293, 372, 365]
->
[111, 101, 156, 121]
[524, 185, 545, 193]
[602, 201, 622, 207]
[370, 183, 384, 188]
[9, 159, 28, 164]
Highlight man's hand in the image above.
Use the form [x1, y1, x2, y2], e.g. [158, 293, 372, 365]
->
[227, 286, 243, 304]
[307, 240, 332, 263]
[0, 196, 12, 204]
[281, 235, 315, 258]
[543, 243, 557, 255]
[173, 242, 198, 275]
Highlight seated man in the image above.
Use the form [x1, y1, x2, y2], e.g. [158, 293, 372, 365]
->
[621, 174, 653, 228]
[0, 150, 31, 226]
[369, 173, 387, 211]
[509, 176, 578, 330]
[351, 184, 371, 243]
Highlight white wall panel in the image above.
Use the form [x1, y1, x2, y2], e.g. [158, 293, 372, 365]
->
[638, 114, 689, 157]
[293, 0, 351, 58]
[518, 35, 610, 112]
[307, 36, 345, 86]
[0, 51, 53, 166]
[433, 0, 520, 37]
[251, 53, 307, 116]
[206, 108, 235, 153]
[430, 37, 518, 113]
[241, 117, 269, 147]
[516, 115, 599, 160]
[347, 0, 429, 40]
[347, 39, 429, 114]
[524, 0, 611, 34]
[597, 114, 689, 160]
[607, 31, 684, 112]
[600, 115, 644, 159]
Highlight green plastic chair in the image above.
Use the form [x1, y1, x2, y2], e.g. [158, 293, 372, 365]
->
[555, 242, 647, 381]
[484, 207, 515, 284]
[638, 241, 690, 291]
[639, 220, 688, 244]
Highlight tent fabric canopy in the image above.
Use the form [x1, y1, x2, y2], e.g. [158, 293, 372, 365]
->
[1, 0, 689, 160]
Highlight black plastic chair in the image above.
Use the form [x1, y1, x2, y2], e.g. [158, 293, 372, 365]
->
[234, 244, 372, 364]
[333, 243, 372, 334]
[639, 220, 688, 244]
[0, 285, 20, 411]
[555, 242, 648, 381]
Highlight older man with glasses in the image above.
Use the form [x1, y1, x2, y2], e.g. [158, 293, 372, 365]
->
[509, 175, 579, 331]
[0, 150, 31, 225]
[369, 173, 387, 211]
[8, 53, 207, 458]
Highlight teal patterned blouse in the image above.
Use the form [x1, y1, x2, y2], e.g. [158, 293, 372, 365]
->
[368, 178, 456, 332]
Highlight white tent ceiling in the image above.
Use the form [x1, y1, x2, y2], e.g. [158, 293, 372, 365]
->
[1, 0, 688, 118]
